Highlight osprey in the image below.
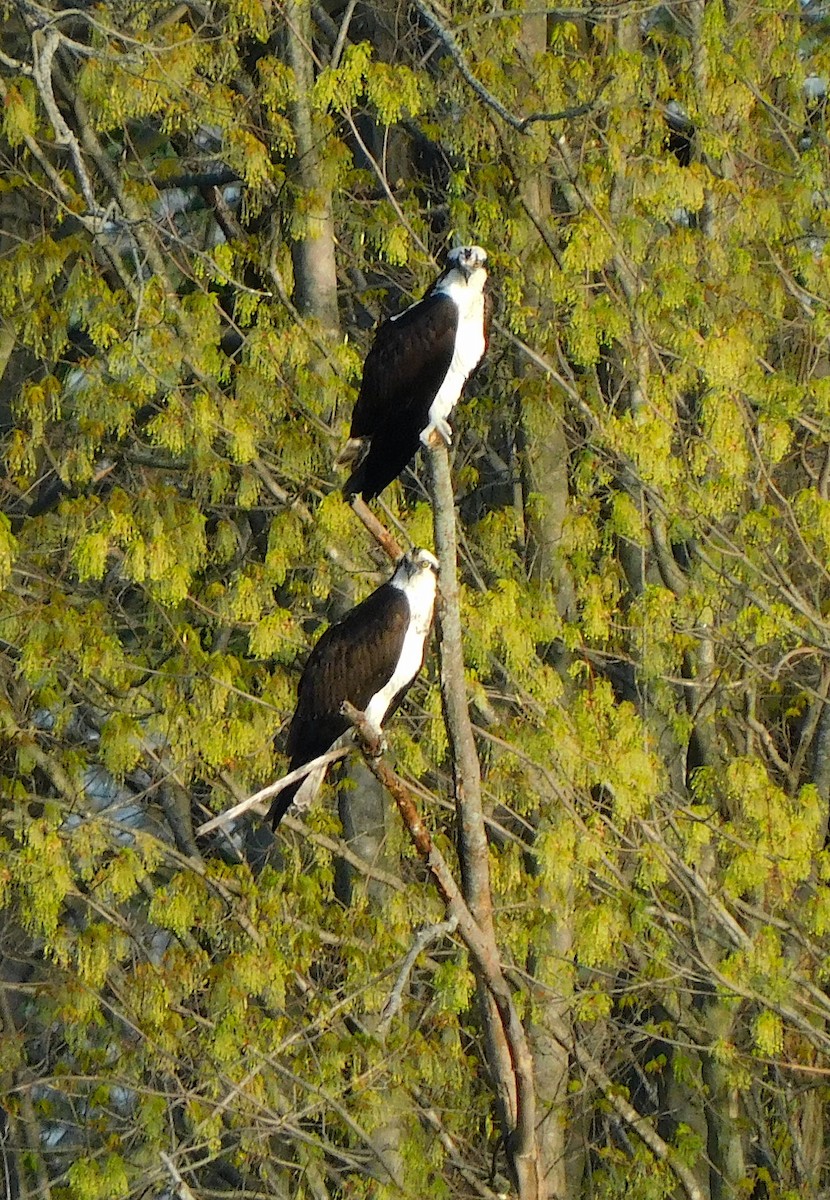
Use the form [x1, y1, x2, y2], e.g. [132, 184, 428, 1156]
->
[268, 549, 439, 829]
[340, 246, 491, 500]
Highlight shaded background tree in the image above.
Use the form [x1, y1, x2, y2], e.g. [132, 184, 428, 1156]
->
[1, 0, 830, 1197]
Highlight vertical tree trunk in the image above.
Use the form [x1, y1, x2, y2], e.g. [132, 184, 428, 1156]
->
[285, 0, 340, 334]
[701, 1002, 746, 1200]
[507, 15, 574, 1196]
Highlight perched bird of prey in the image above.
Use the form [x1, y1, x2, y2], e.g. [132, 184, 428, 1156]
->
[268, 549, 439, 829]
[340, 246, 491, 500]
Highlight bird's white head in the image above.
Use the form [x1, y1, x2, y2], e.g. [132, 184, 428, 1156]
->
[393, 547, 439, 578]
[391, 548, 439, 595]
[392, 549, 439, 630]
[410, 548, 439, 573]
[445, 245, 488, 285]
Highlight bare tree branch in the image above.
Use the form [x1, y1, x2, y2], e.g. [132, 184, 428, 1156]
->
[31, 27, 115, 226]
[425, 439, 544, 1196]
[565, 1031, 708, 1200]
[159, 1152, 198, 1200]
[377, 916, 459, 1036]
[348, 496, 404, 561]
[413, 1089, 505, 1200]
[330, 0, 358, 69]
[414, 0, 602, 132]
[196, 747, 350, 835]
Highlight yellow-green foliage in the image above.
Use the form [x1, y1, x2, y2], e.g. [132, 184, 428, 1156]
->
[68, 1155, 130, 1200]
[1, 0, 829, 1194]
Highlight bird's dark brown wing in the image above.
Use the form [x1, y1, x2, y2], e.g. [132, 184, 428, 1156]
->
[269, 585, 410, 828]
[285, 583, 410, 767]
[349, 293, 458, 439]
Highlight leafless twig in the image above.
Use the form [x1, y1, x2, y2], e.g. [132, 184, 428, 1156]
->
[160, 1151, 198, 1200]
[414, 1089, 505, 1199]
[377, 916, 459, 1036]
[331, 0, 358, 68]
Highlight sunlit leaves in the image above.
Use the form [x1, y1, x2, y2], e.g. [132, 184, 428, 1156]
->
[365, 61, 425, 125]
[228, 128, 273, 187]
[0, 512, 17, 589]
[258, 54, 297, 112]
[67, 1154, 130, 1200]
[464, 577, 541, 675]
[100, 712, 144, 776]
[225, 0, 271, 41]
[433, 953, 475, 1014]
[314, 42, 425, 125]
[0, 0, 829, 1193]
[78, 27, 216, 132]
[0, 236, 76, 329]
[2, 79, 38, 145]
[721, 760, 821, 902]
[15, 821, 74, 942]
[67, 484, 208, 604]
[753, 1009, 783, 1057]
[576, 901, 628, 970]
[562, 212, 615, 275]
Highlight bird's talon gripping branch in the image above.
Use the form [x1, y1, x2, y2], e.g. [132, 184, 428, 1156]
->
[340, 701, 382, 756]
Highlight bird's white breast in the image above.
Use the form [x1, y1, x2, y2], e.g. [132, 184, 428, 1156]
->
[428, 276, 487, 432]
[364, 569, 436, 732]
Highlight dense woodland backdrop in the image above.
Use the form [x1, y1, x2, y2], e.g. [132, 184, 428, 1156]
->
[1, 0, 830, 1197]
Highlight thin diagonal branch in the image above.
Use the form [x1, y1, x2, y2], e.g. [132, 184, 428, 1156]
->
[330, 0, 358, 68]
[159, 1152, 198, 1200]
[377, 916, 459, 1036]
[196, 747, 349, 835]
[565, 1031, 708, 1200]
[349, 496, 404, 561]
[414, 0, 602, 132]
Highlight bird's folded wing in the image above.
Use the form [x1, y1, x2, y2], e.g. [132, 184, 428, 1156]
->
[349, 294, 458, 437]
